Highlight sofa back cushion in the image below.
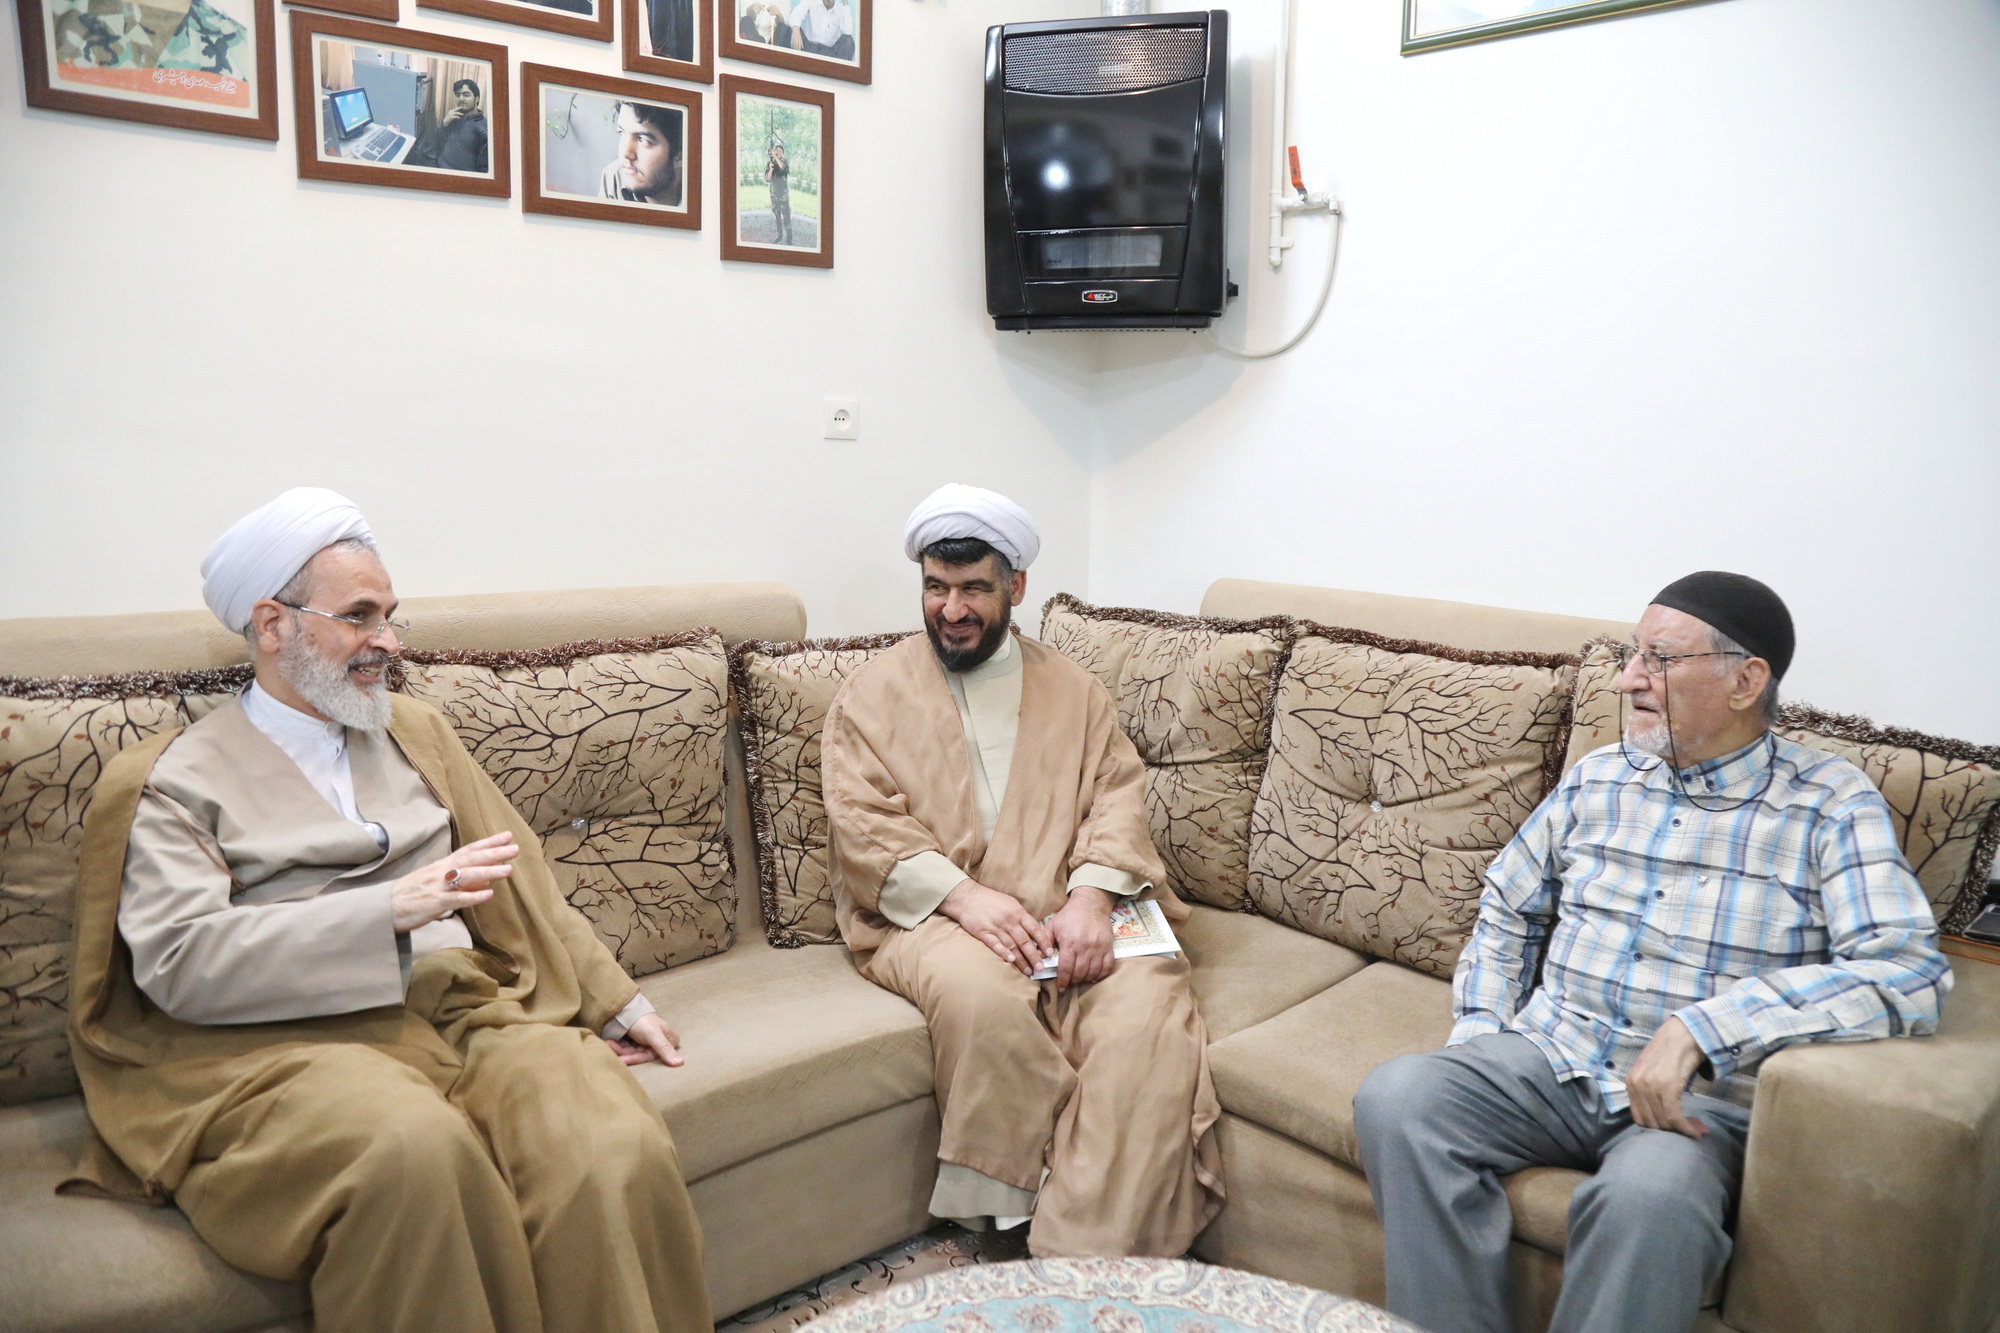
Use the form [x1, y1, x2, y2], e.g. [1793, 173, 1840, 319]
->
[1564, 639, 2000, 936]
[0, 669, 250, 1105]
[1039, 595, 1294, 913]
[0, 634, 735, 1106]
[394, 633, 736, 977]
[731, 634, 916, 946]
[1247, 624, 1578, 978]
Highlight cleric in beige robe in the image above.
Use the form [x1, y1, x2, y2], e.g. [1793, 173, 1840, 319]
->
[64, 488, 707, 1333]
[823, 484, 1223, 1258]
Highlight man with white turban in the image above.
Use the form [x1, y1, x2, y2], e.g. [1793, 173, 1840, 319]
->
[822, 484, 1223, 1257]
[65, 488, 708, 1333]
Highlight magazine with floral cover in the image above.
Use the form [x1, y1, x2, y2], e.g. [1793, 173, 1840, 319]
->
[1029, 898, 1181, 980]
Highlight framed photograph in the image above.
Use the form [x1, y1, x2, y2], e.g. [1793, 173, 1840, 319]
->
[523, 64, 701, 229]
[1403, 0, 1716, 54]
[720, 0, 868, 86]
[290, 13, 509, 198]
[621, 0, 713, 83]
[285, 0, 397, 21]
[419, 0, 607, 43]
[720, 74, 831, 267]
[15, 0, 279, 138]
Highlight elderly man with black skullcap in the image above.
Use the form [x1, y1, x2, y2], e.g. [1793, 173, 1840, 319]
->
[1353, 571, 1952, 1333]
[822, 484, 1223, 1258]
[65, 489, 708, 1333]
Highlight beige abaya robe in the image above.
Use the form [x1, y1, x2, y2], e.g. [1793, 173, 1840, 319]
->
[824, 632, 1223, 1258]
[65, 694, 708, 1333]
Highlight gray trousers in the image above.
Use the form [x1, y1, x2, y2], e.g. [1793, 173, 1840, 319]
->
[1353, 1032, 1752, 1333]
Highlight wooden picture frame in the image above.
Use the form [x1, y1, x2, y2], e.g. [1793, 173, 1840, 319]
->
[523, 64, 701, 229]
[290, 12, 510, 197]
[284, 0, 398, 23]
[1402, 0, 1717, 55]
[719, 73, 830, 267]
[720, 0, 868, 86]
[419, 0, 608, 43]
[621, 0, 713, 83]
[15, 0, 280, 139]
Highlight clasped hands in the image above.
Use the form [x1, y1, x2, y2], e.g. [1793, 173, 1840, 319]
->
[391, 832, 683, 1067]
[939, 878, 1114, 989]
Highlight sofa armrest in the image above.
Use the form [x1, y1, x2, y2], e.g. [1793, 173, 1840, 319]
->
[1724, 954, 2000, 1333]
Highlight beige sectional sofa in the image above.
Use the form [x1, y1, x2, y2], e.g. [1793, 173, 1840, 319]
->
[1, 579, 1994, 1333]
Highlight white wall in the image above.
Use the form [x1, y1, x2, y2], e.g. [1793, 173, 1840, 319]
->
[7, 0, 1996, 741]
[1087, 0, 2000, 742]
[0, 0, 1098, 637]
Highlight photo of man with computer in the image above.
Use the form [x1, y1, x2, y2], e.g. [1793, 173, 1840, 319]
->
[314, 38, 494, 179]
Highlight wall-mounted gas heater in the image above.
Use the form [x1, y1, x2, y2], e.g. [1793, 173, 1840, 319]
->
[984, 11, 1228, 331]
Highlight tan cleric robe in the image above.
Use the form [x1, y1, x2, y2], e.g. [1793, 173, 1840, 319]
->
[66, 693, 708, 1333]
[824, 632, 1223, 1258]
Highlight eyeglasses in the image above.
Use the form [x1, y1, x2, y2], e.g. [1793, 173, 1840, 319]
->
[1612, 644, 1745, 675]
[280, 603, 411, 638]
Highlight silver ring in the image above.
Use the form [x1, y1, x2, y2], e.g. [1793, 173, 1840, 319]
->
[444, 869, 461, 888]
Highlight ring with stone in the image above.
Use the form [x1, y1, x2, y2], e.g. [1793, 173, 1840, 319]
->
[445, 868, 462, 888]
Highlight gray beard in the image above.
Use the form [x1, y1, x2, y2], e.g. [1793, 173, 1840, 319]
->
[1622, 714, 1675, 759]
[278, 631, 392, 732]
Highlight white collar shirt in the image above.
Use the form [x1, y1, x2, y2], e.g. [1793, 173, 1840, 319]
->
[790, 0, 852, 45]
[240, 682, 373, 834]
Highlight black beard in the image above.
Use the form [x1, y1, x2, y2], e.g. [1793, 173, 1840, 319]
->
[926, 603, 1012, 673]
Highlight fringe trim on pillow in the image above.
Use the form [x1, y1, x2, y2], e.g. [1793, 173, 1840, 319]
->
[394, 629, 725, 672]
[1775, 702, 2000, 936]
[1039, 591, 1299, 759]
[727, 633, 919, 948]
[1300, 618, 1583, 799]
[0, 664, 254, 701]
[0, 631, 729, 701]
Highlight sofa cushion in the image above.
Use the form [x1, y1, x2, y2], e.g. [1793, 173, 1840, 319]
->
[1563, 639, 2000, 937]
[0, 1094, 308, 1333]
[0, 669, 250, 1106]
[628, 940, 932, 1182]
[395, 633, 735, 977]
[1247, 625, 1578, 979]
[1207, 960, 1454, 1170]
[730, 634, 917, 946]
[1040, 594, 1294, 913]
[1179, 903, 1371, 1042]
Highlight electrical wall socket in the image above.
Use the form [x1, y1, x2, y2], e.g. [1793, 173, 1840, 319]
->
[823, 398, 860, 440]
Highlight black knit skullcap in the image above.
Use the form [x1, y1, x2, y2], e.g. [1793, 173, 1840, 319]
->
[1651, 571, 1794, 682]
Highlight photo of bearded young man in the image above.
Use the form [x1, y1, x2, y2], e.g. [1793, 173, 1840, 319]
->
[523, 67, 701, 229]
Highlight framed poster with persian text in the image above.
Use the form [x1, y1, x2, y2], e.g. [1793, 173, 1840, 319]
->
[15, 0, 279, 138]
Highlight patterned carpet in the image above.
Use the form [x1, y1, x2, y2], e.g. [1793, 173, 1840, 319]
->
[717, 1225, 1033, 1333]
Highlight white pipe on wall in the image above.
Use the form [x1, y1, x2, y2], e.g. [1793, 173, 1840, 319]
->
[1101, 0, 1151, 15]
[1268, 0, 1294, 267]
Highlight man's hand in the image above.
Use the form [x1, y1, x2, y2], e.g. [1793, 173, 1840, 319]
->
[391, 832, 514, 932]
[939, 879, 1051, 976]
[607, 1012, 683, 1068]
[1049, 886, 1115, 990]
[1625, 1016, 1709, 1139]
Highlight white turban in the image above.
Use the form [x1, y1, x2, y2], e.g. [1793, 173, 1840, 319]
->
[902, 484, 1040, 570]
[201, 487, 375, 633]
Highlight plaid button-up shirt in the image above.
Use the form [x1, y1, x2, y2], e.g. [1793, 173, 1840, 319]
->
[1450, 734, 1952, 1110]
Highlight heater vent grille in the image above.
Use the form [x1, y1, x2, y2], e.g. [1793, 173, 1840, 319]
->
[1003, 27, 1206, 95]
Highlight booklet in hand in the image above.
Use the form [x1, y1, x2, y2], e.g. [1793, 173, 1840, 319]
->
[1029, 898, 1181, 981]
